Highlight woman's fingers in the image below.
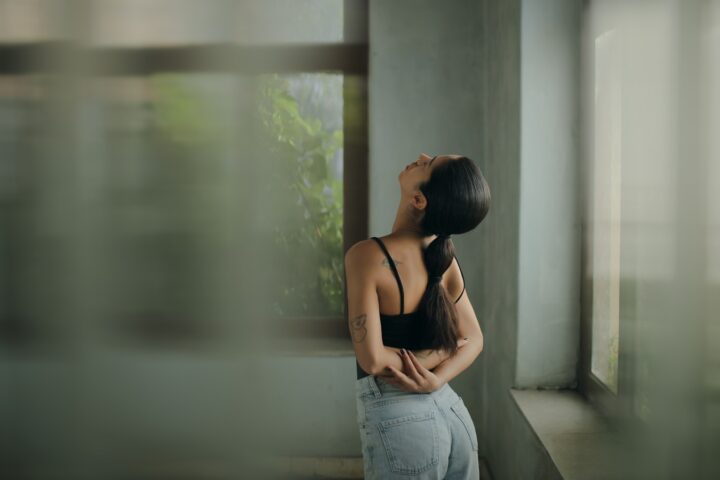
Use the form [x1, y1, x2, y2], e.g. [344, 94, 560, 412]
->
[400, 349, 425, 381]
[406, 350, 429, 375]
[406, 351, 438, 392]
[386, 365, 418, 391]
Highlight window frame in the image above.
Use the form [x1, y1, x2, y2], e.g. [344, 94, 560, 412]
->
[0, 0, 369, 345]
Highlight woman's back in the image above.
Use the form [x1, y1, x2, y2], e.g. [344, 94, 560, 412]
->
[354, 234, 466, 379]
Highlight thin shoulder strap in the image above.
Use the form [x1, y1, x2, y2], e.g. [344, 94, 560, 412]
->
[371, 236, 404, 314]
[454, 255, 466, 304]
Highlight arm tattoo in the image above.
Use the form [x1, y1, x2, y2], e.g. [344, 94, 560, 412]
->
[350, 314, 368, 343]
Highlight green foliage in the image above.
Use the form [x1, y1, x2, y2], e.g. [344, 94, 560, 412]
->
[151, 75, 221, 146]
[257, 74, 344, 317]
[143, 73, 344, 317]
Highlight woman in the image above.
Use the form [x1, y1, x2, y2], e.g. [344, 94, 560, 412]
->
[344, 153, 491, 479]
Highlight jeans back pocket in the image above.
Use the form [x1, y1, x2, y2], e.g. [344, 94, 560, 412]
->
[377, 410, 439, 475]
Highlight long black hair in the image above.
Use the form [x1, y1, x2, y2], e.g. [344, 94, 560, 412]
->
[417, 156, 491, 355]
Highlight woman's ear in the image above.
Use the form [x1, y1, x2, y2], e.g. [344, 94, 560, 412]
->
[412, 191, 428, 211]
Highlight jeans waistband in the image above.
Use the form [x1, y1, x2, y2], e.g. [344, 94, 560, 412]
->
[355, 374, 459, 409]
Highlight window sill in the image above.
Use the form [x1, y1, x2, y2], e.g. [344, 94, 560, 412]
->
[509, 388, 628, 480]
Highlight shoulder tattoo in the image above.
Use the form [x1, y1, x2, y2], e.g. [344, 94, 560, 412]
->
[381, 257, 402, 269]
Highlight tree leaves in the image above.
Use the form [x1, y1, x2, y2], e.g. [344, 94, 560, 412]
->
[257, 74, 344, 317]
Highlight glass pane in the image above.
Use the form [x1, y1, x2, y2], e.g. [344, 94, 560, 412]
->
[0, 72, 267, 347]
[0, 71, 345, 351]
[255, 73, 344, 317]
[96, 74, 248, 343]
[93, 73, 345, 333]
[590, 29, 622, 394]
[0, 74, 57, 346]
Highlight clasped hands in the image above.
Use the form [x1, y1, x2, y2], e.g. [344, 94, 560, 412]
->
[374, 338, 469, 393]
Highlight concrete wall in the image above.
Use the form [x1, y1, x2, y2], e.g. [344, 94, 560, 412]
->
[368, 0, 486, 237]
[477, 1, 524, 477]
[516, 0, 581, 389]
[480, 0, 581, 476]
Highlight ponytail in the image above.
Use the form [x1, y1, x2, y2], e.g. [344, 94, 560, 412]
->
[418, 234, 460, 356]
[415, 155, 491, 354]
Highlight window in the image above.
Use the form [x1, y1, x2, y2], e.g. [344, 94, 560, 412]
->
[581, 4, 628, 416]
[0, 1, 368, 349]
[580, 0, 678, 421]
[588, 27, 622, 395]
[258, 72, 345, 318]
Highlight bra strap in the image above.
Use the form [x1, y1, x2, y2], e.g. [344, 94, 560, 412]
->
[370, 237, 404, 314]
[454, 255, 466, 303]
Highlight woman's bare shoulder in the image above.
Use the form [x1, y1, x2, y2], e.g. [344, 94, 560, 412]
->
[344, 238, 383, 268]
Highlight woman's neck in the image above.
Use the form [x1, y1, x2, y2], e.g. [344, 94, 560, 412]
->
[391, 199, 425, 237]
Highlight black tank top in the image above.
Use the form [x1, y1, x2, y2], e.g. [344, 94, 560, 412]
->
[355, 236, 466, 379]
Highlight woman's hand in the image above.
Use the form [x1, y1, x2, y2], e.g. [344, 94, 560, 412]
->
[380, 348, 445, 393]
[377, 339, 470, 393]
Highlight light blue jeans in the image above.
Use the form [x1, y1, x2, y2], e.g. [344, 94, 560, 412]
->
[355, 374, 480, 479]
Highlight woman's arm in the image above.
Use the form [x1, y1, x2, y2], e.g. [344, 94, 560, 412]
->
[431, 339, 482, 384]
[411, 347, 453, 369]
